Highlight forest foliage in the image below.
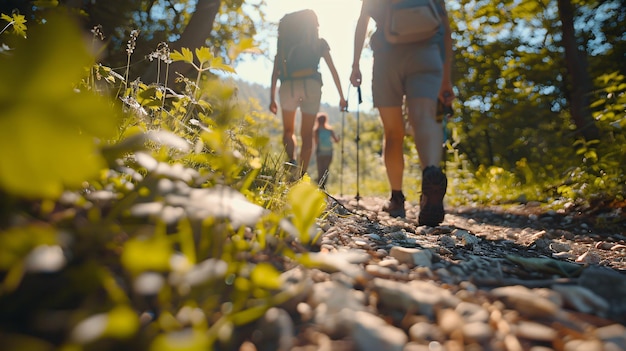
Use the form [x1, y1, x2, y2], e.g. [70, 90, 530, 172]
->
[0, 1, 624, 350]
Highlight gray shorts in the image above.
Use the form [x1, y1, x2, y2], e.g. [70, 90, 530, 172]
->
[372, 42, 443, 107]
[279, 78, 323, 115]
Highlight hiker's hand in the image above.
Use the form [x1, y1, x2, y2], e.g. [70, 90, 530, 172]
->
[350, 67, 362, 87]
[339, 97, 348, 111]
[269, 101, 278, 114]
[439, 82, 455, 105]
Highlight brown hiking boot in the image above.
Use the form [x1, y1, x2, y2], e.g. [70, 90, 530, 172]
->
[382, 194, 406, 218]
[418, 166, 447, 226]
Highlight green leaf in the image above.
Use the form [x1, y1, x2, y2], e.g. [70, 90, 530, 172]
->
[0, 14, 118, 199]
[287, 180, 325, 243]
[589, 99, 605, 108]
[136, 86, 163, 107]
[171, 48, 194, 64]
[195, 46, 213, 65]
[210, 56, 236, 74]
[230, 304, 269, 326]
[1, 13, 27, 37]
[104, 305, 140, 339]
[121, 235, 173, 274]
[150, 329, 211, 351]
[197, 99, 212, 112]
[250, 263, 281, 290]
[228, 38, 261, 61]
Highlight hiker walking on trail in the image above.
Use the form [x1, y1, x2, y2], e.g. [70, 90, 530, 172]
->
[350, 0, 455, 226]
[314, 112, 340, 189]
[269, 9, 348, 177]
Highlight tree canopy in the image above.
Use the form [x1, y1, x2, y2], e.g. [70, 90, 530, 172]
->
[0, 0, 267, 85]
[446, 0, 624, 185]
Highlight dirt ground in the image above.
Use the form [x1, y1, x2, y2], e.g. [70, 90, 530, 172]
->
[333, 195, 626, 272]
[271, 194, 626, 350]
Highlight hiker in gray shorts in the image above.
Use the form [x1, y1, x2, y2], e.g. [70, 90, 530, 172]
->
[269, 10, 347, 177]
[350, 0, 455, 225]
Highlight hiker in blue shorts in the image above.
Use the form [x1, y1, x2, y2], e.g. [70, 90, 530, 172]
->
[350, 0, 455, 225]
[313, 112, 340, 189]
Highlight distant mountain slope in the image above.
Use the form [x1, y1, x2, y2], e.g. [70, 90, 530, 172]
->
[231, 79, 271, 111]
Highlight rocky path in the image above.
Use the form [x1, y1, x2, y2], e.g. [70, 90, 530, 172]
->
[246, 196, 626, 351]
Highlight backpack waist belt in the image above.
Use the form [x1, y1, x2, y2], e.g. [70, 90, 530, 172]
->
[282, 68, 318, 80]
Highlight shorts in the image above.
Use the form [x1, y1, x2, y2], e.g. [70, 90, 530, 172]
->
[372, 42, 443, 107]
[279, 78, 323, 115]
[316, 147, 333, 157]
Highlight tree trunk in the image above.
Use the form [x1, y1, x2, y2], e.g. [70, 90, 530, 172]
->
[557, 0, 600, 141]
[143, 0, 222, 88]
[484, 129, 494, 166]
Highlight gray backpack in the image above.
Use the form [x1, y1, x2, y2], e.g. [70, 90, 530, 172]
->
[384, 0, 442, 44]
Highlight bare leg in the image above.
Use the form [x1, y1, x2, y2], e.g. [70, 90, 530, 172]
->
[407, 97, 443, 168]
[317, 154, 333, 186]
[408, 97, 447, 226]
[378, 106, 405, 191]
[299, 112, 317, 174]
[281, 109, 298, 162]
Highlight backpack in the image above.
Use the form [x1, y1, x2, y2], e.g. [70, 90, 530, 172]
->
[276, 9, 322, 81]
[384, 0, 442, 44]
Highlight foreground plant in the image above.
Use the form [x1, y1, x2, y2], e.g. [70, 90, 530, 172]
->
[0, 12, 333, 351]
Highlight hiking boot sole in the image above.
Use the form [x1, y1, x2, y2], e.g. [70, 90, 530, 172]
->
[418, 202, 444, 226]
[418, 166, 447, 226]
[385, 207, 406, 218]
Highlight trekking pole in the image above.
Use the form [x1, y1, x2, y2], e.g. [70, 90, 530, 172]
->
[355, 86, 362, 202]
[340, 83, 352, 197]
[340, 98, 346, 197]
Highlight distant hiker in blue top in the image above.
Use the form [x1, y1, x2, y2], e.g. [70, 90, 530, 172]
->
[314, 112, 340, 189]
